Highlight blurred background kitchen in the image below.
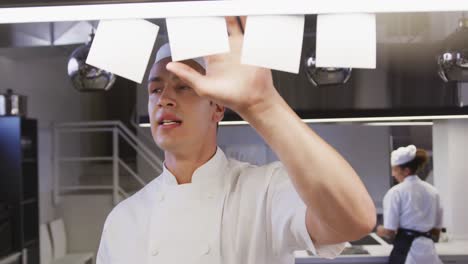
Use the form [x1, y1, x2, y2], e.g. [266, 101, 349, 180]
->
[1, 9, 468, 264]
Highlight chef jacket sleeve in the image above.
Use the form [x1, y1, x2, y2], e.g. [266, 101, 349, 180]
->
[383, 189, 400, 231]
[267, 162, 346, 259]
[96, 220, 110, 264]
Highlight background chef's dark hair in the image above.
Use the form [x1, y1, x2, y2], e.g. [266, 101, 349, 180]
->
[398, 149, 429, 175]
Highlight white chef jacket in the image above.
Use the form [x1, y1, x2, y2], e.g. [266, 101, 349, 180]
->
[97, 147, 345, 264]
[383, 175, 444, 264]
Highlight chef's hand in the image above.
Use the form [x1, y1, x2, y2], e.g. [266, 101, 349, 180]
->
[376, 225, 396, 240]
[165, 16, 278, 116]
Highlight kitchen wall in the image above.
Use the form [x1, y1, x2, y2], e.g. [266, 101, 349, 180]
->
[433, 119, 468, 240]
[217, 124, 391, 210]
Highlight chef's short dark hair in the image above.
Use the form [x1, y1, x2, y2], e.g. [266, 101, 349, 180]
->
[399, 149, 429, 174]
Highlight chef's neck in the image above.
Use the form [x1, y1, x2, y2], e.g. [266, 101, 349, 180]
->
[397, 173, 417, 183]
[164, 144, 218, 185]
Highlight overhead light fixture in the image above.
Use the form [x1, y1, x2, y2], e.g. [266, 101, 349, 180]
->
[364, 121, 434, 126]
[296, 115, 468, 123]
[437, 15, 468, 83]
[67, 31, 116, 92]
[1, 0, 468, 24]
[138, 114, 468, 127]
[304, 53, 352, 86]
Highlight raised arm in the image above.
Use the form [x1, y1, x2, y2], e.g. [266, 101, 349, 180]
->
[166, 16, 376, 245]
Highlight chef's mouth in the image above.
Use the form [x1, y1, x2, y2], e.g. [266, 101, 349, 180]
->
[158, 120, 183, 126]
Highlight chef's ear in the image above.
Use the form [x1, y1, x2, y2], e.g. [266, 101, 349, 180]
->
[211, 101, 225, 123]
[403, 166, 412, 176]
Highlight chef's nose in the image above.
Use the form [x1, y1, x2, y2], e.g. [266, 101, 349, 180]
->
[157, 86, 176, 108]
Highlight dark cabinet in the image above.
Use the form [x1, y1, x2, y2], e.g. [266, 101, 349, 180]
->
[0, 117, 39, 264]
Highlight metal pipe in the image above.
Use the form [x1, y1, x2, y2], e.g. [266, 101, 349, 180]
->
[119, 159, 146, 187]
[112, 128, 119, 205]
[53, 124, 60, 206]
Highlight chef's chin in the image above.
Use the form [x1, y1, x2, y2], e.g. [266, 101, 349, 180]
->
[154, 136, 183, 153]
[152, 127, 181, 150]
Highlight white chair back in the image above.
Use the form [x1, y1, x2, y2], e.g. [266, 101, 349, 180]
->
[39, 224, 53, 264]
[49, 218, 67, 260]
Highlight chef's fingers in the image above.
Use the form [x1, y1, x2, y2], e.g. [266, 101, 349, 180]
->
[226, 16, 242, 36]
[166, 62, 206, 95]
[239, 16, 246, 33]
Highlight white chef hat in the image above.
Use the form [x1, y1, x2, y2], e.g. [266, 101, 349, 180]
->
[391, 145, 417, 166]
[154, 43, 206, 70]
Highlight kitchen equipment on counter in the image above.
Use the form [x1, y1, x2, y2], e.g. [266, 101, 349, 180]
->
[0, 89, 27, 117]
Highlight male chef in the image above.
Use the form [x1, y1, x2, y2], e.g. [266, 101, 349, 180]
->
[97, 17, 376, 264]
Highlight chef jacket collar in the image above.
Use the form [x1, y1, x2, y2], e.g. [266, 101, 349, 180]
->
[404, 175, 420, 182]
[160, 147, 228, 188]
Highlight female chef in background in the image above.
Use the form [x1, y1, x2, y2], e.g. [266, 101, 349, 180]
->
[377, 145, 444, 264]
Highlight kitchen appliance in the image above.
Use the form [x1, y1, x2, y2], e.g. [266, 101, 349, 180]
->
[0, 202, 14, 259]
[0, 89, 28, 117]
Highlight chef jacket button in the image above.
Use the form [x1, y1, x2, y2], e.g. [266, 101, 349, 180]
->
[151, 248, 159, 256]
[203, 245, 211, 255]
[207, 193, 214, 199]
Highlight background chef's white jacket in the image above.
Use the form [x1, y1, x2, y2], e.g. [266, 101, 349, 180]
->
[97, 147, 345, 264]
[383, 175, 444, 264]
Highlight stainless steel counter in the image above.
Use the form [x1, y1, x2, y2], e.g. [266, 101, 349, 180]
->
[295, 234, 468, 264]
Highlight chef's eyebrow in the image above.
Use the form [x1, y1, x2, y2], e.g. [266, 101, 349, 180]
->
[170, 75, 181, 81]
[149, 77, 162, 83]
[148, 75, 181, 83]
